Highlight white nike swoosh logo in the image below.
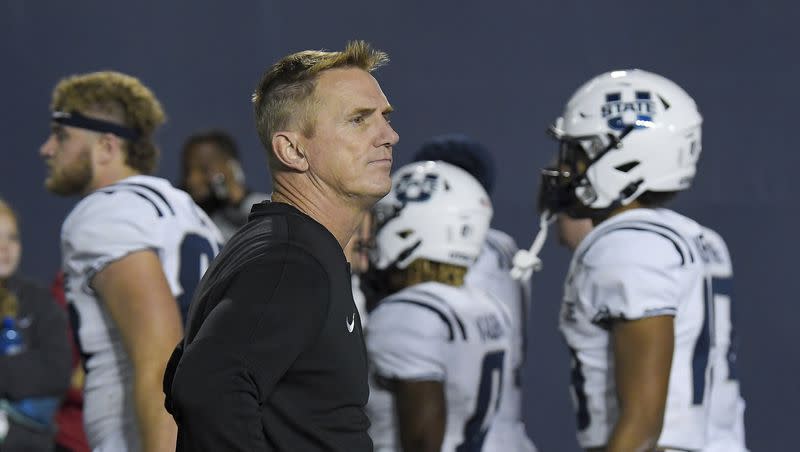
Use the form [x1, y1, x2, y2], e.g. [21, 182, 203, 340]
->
[346, 313, 355, 333]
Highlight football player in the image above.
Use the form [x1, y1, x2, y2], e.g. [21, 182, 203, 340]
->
[40, 71, 222, 451]
[551, 208, 747, 452]
[412, 134, 537, 452]
[533, 69, 715, 451]
[365, 161, 512, 451]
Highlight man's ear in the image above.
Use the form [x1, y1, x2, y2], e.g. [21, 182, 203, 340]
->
[271, 131, 309, 172]
[94, 133, 122, 167]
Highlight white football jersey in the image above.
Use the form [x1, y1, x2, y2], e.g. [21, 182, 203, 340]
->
[61, 175, 222, 452]
[560, 208, 711, 451]
[465, 229, 537, 452]
[698, 227, 748, 452]
[366, 281, 512, 452]
[351, 273, 368, 328]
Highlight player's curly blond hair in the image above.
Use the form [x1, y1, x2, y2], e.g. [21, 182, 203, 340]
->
[390, 259, 468, 291]
[252, 40, 388, 169]
[51, 71, 166, 174]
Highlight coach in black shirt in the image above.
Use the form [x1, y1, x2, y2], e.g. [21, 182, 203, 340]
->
[163, 40, 399, 451]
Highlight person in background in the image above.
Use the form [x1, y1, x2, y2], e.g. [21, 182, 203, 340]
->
[365, 161, 512, 451]
[0, 198, 72, 450]
[550, 158, 748, 452]
[412, 134, 537, 451]
[40, 70, 222, 452]
[539, 69, 713, 451]
[179, 130, 269, 241]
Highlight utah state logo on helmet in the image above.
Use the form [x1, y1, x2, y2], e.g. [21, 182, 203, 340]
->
[369, 161, 493, 271]
[601, 90, 658, 131]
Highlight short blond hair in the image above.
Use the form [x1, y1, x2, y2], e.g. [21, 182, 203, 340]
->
[51, 71, 166, 174]
[252, 40, 388, 167]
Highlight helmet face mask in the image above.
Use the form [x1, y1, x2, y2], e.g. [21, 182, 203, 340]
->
[540, 125, 635, 218]
[539, 69, 703, 216]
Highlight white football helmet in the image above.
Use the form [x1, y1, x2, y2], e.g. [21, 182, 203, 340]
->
[540, 69, 703, 214]
[369, 161, 493, 271]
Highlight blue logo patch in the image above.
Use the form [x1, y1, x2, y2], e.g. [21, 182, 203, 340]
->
[395, 173, 438, 202]
[601, 91, 656, 131]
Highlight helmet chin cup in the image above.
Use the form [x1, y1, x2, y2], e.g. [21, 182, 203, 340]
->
[575, 185, 598, 206]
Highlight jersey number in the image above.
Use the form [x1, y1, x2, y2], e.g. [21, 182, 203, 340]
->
[456, 350, 505, 452]
[568, 347, 590, 431]
[67, 303, 92, 374]
[711, 276, 738, 380]
[177, 234, 216, 323]
[691, 277, 716, 405]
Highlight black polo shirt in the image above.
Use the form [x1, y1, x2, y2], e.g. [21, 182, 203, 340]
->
[164, 201, 371, 451]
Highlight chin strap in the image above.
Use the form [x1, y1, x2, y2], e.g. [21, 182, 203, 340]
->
[510, 210, 555, 281]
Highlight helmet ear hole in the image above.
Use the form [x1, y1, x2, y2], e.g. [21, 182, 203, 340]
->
[396, 230, 413, 239]
[614, 161, 640, 173]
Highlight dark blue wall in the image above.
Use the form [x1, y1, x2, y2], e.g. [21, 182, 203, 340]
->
[2, 1, 797, 449]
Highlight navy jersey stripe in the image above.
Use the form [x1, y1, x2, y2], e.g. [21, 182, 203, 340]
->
[635, 220, 695, 263]
[613, 227, 686, 265]
[412, 288, 468, 341]
[99, 189, 163, 217]
[381, 299, 455, 342]
[115, 182, 176, 215]
[580, 224, 689, 266]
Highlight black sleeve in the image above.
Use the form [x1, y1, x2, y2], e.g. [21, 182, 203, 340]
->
[169, 244, 330, 451]
[0, 281, 72, 399]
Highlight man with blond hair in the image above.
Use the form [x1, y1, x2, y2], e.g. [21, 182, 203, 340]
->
[41, 71, 222, 452]
[163, 41, 398, 451]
